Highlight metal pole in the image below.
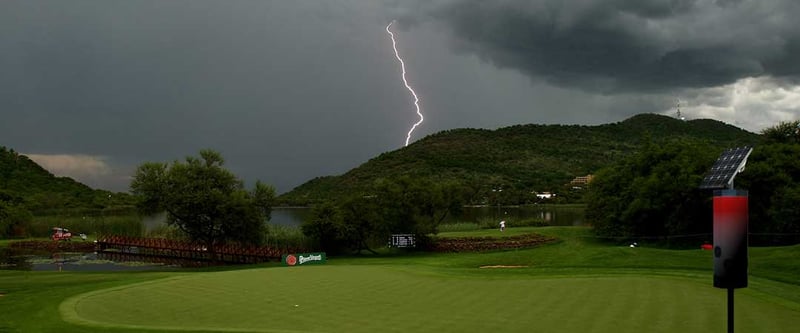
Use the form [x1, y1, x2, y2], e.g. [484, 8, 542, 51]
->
[727, 288, 734, 333]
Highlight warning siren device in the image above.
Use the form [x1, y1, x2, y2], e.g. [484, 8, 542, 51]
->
[700, 147, 753, 288]
[699, 146, 752, 289]
[699, 146, 753, 333]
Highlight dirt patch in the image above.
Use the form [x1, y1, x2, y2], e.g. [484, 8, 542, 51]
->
[479, 265, 529, 269]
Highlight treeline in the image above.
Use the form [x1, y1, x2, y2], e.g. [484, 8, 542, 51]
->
[279, 114, 758, 206]
[737, 121, 800, 245]
[586, 121, 800, 245]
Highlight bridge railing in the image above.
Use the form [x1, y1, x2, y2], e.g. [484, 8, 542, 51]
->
[96, 236, 305, 265]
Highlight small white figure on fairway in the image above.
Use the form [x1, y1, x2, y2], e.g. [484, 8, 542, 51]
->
[499, 220, 506, 232]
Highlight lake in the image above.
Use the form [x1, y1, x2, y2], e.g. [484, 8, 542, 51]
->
[270, 205, 586, 227]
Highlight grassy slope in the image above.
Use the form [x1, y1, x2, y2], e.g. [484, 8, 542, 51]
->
[1, 227, 798, 333]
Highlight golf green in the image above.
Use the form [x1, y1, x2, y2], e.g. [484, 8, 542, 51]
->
[61, 265, 799, 332]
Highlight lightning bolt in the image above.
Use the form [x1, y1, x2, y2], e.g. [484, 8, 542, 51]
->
[386, 20, 424, 147]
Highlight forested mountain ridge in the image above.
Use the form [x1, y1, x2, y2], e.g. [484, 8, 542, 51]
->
[1, 113, 761, 209]
[279, 114, 760, 205]
[0, 147, 130, 213]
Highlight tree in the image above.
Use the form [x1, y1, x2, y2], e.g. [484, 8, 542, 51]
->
[586, 140, 716, 241]
[372, 177, 465, 237]
[736, 123, 800, 244]
[301, 202, 343, 253]
[762, 120, 800, 144]
[0, 198, 32, 238]
[299, 177, 465, 254]
[337, 194, 382, 254]
[130, 150, 276, 255]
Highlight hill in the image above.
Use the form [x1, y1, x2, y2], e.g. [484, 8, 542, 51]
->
[279, 114, 760, 205]
[0, 146, 131, 214]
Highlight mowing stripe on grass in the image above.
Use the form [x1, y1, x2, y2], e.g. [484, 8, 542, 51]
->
[61, 265, 800, 333]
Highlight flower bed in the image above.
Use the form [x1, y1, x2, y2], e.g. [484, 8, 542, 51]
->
[427, 233, 557, 252]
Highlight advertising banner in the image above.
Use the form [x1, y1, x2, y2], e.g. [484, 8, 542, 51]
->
[282, 252, 326, 266]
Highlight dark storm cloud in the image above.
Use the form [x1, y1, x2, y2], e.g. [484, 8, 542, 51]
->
[408, 0, 800, 93]
[2, 0, 797, 193]
[0, 0, 404, 192]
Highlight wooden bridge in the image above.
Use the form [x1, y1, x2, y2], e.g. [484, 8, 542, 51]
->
[95, 236, 304, 266]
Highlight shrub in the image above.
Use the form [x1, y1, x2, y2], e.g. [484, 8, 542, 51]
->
[0, 202, 33, 238]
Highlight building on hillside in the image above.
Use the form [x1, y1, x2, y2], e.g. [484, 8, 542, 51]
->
[535, 192, 555, 199]
[569, 174, 594, 189]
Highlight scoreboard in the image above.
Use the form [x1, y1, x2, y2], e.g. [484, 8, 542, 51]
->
[390, 234, 416, 248]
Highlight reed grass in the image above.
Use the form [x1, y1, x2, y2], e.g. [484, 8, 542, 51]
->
[264, 224, 310, 250]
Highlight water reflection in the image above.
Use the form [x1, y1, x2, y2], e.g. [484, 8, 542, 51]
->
[450, 205, 585, 226]
[271, 207, 314, 226]
[271, 205, 585, 227]
[0, 247, 171, 272]
[135, 205, 584, 229]
[0, 247, 33, 270]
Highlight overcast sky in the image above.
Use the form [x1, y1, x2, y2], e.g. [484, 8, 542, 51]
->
[2, 0, 799, 193]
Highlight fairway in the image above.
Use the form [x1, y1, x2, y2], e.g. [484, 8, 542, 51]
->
[61, 265, 799, 333]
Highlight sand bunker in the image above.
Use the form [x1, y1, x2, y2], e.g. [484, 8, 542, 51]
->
[479, 265, 529, 268]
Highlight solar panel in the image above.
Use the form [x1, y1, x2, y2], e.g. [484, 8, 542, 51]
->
[699, 146, 753, 189]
